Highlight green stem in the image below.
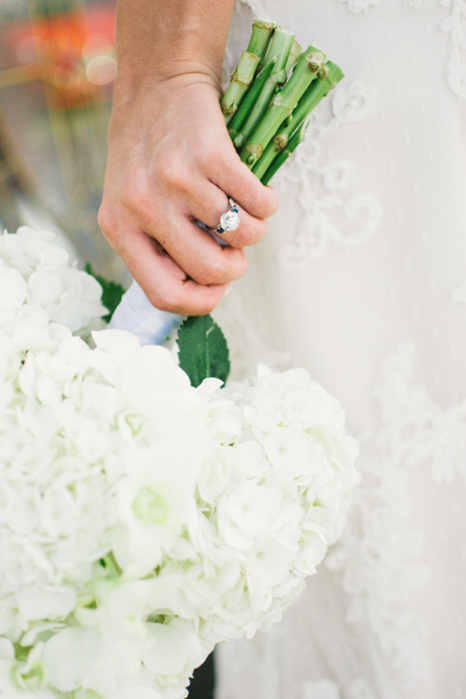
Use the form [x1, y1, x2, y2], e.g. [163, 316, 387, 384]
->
[252, 61, 344, 180]
[285, 40, 302, 74]
[231, 28, 295, 148]
[228, 58, 276, 141]
[221, 51, 261, 123]
[260, 122, 307, 185]
[246, 18, 276, 58]
[221, 19, 275, 124]
[240, 44, 326, 168]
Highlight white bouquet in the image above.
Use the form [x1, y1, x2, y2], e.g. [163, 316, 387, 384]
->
[0, 228, 358, 699]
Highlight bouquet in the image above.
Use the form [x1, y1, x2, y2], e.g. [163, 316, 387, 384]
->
[0, 226, 359, 698]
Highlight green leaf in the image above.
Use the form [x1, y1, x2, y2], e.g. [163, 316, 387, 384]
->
[85, 262, 125, 323]
[177, 315, 230, 387]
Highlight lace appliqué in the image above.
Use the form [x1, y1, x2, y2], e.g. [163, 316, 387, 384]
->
[326, 344, 466, 692]
[372, 344, 466, 484]
[337, 0, 466, 100]
[441, 0, 466, 99]
[274, 81, 382, 269]
[334, 0, 381, 13]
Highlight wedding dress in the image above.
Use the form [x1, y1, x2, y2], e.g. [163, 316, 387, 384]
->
[212, 1, 466, 698]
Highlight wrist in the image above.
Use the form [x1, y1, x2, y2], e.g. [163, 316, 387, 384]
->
[114, 0, 233, 97]
[111, 67, 221, 114]
[114, 59, 221, 100]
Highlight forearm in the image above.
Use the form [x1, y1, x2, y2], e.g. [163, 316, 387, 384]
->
[115, 0, 235, 93]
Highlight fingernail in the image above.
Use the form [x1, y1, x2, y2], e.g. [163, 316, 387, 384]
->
[223, 284, 233, 297]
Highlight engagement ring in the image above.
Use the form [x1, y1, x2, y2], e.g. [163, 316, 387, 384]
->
[209, 198, 240, 235]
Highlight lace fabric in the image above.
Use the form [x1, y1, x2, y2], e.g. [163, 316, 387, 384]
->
[215, 1, 466, 697]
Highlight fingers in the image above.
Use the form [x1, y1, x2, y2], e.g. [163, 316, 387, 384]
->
[213, 144, 280, 221]
[133, 202, 249, 285]
[157, 126, 277, 246]
[99, 79, 280, 318]
[212, 203, 269, 248]
[186, 182, 269, 249]
[103, 224, 233, 316]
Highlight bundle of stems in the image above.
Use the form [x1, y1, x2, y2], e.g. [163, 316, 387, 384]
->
[221, 19, 344, 185]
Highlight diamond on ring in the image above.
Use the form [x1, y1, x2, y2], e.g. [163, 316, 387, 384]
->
[216, 199, 240, 235]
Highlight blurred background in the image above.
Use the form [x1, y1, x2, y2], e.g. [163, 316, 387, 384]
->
[0, 0, 125, 279]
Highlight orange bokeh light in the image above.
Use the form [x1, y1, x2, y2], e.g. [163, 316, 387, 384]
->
[2, 5, 116, 107]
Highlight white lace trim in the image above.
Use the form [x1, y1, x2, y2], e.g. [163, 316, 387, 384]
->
[275, 81, 382, 268]
[334, 0, 381, 13]
[440, 0, 466, 99]
[337, 0, 466, 100]
[238, 0, 466, 101]
[326, 343, 466, 692]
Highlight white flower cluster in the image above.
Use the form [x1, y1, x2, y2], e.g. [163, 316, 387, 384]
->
[0, 226, 106, 334]
[0, 229, 359, 699]
[144, 366, 359, 665]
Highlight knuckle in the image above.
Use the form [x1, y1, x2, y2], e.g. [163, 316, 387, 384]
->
[225, 251, 248, 280]
[198, 136, 217, 163]
[121, 177, 152, 218]
[146, 286, 220, 317]
[190, 298, 219, 316]
[265, 186, 279, 216]
[97, 203, 113, 236]
[238, 253, 248, 277]
[159, 156, 189, 190]
[246, 185, 269, 219]
[229, 225, 257, 248]
[97, 205, 123, 252]
[147, 287, 183, 314]
[246, 182, 279, 219]
[194, 260, 227, 286]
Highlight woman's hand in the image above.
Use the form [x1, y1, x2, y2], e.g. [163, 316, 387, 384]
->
[99, 71, 278, 315]
[98, 0, 279, 316]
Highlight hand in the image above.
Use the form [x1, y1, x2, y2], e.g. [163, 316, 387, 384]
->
[98, 72, 278, 315]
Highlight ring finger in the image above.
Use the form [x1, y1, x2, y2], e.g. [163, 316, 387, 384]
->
[191, 183, 268, 249]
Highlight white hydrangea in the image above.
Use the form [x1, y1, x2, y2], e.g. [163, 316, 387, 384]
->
[0, 228, 359, 699]
[148, 367, 359, 648]
[0, 226, 107, 333]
